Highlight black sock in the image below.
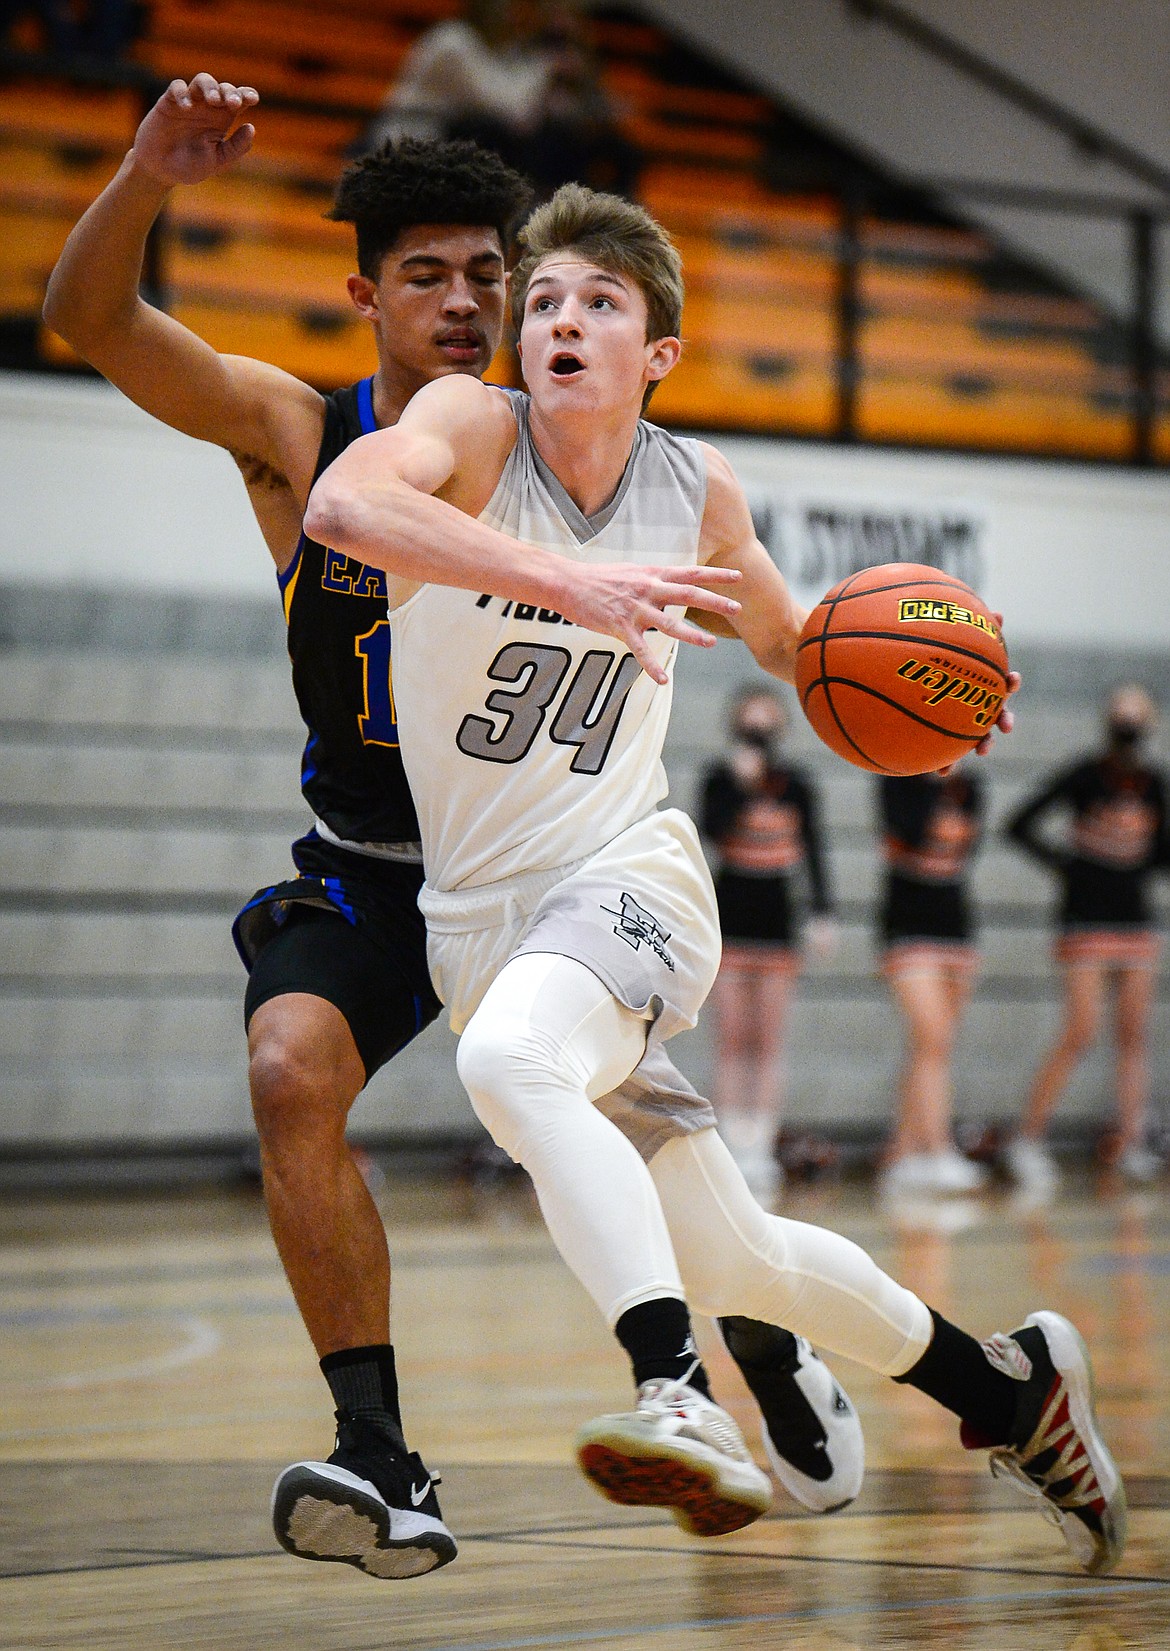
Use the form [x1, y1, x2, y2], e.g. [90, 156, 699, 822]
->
[718, 1316, 799, 1373]
[320, 1344, 407, 1452]
[615, 1297, 712, 1397]
[893, 1310, 1018, 1446]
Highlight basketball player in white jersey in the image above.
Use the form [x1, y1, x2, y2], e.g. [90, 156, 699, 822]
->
[304, 185, 1126, 1570]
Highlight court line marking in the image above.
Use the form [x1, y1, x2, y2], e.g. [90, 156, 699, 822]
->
[31, 1316, 223, 1390]
[482, 1529, 1170, 1588]
[391, 1581, 1169, 1651]
[0, 1300, 295, 1330]
[0, 1404, 326, 1441]
[0, 1244, 558, 1291]
[2, 1520, 1167, 1589]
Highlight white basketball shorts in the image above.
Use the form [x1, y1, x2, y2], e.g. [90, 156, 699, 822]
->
[418, 809, 722, 1156]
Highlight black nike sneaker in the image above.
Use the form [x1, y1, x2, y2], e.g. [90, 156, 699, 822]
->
[961, 1311, 1127, 1574]
[271, 1411, 457, 1579]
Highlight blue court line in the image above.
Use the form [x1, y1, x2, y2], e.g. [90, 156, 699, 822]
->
[400, 1580, 1167, 1651]
[0, 1301, 296, 1328]
[1080, 1254, 1170, 1274]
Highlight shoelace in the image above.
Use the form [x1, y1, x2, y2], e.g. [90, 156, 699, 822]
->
[989, 1451, 1065, 1529]
[636, 1363, 747, 1460]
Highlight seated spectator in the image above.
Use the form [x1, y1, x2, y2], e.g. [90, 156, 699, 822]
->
[1, 0, 133, 59]
[360, 0, 639, 198]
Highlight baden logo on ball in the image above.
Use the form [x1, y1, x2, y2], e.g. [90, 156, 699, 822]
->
[794, 563, 1010, 775]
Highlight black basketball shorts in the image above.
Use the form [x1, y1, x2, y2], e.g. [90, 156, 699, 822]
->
[234, 830, 441, 1083]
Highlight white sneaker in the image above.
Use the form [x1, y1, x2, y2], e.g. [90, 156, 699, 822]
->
[758, 1337, 865, 1513]
[878, 1149, 986, 1199]
[576, 1378, 774, 1536]
[1005, 1137, 1060, 1196]
[1116, 1144, 1163, 1184]
[926, 1146, 989, 1194]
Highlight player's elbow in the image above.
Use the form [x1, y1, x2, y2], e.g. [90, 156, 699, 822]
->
[303, 470, 371, 551]
[41, 275, 82, 346]
[42, 271, 115, 358]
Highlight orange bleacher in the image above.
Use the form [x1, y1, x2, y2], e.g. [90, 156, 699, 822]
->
[2, 0, 1166, 462]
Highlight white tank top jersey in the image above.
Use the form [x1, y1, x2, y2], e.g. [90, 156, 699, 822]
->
[389, 392, 709, 892]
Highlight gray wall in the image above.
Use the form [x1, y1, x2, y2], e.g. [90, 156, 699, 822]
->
[1, 375, 1167, 1154]
[2, 590, 1166, 1153]
[643, 0, 1170, 339]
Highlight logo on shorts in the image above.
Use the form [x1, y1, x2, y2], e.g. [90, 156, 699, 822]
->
[602, 892, 676, 971]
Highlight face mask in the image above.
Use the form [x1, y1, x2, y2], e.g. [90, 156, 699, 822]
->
[1108, 720, 1146, 749]
[735, 726, 774, 751]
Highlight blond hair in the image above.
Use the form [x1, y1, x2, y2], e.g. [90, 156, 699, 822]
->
[510, 184, 683, 404]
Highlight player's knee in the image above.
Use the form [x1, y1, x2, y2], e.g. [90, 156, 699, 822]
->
[248, 1028, 347, 1143]
[456, 1012, 573, 1164]
[457, 1015, 531, 1157]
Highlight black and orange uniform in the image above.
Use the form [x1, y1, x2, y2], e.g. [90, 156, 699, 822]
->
[878, 771, 983, 975]
[1006, 754, 1169, 968]
[701, 759, 832, 972]
[232, 377, 441, 1078]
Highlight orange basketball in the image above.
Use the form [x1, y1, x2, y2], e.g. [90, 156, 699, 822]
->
[794, 563, 1010, 774]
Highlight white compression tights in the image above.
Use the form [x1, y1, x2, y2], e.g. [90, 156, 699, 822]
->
[457, 951, 684, 1323]
[457, 952, 932, 1377]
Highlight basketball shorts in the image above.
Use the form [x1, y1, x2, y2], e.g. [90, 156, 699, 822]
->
[419, 809, 721, 1159]
[233, 830, 442, 1083]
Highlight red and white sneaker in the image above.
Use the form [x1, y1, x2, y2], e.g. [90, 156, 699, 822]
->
[962, 1311, 1127, 1574]
[575, 1377, 773, 1537]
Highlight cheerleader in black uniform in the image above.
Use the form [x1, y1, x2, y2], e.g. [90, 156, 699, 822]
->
[700, 686, 834, 1199]
[877, 766, 988, 1198]
[1005, 685, 1169, 1188]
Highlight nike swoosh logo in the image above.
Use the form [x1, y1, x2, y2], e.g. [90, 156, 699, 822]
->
[409, 1479, 432, 1506]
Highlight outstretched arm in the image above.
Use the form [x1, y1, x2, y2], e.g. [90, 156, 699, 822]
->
[43, 75, 323, 502]
[304, 377, 743, 685]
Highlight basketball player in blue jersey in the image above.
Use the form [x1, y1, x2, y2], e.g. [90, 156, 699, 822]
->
[307, 183, 1126, 1573]
[45, 74, 868, 1578]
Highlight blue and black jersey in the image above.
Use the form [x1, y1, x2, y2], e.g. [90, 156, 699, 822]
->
[277, 376, 420, 847]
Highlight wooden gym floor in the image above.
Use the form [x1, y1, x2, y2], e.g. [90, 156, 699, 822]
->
[1, 1171, 1168, 1649]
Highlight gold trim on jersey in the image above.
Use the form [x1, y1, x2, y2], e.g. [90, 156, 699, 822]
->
[280, 542, 305, 624]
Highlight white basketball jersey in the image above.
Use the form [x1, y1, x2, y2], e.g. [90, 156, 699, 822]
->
[389, 393, 708, 891]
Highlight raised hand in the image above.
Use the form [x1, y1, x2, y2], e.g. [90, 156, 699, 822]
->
[554, 562, 742, 686]
[130, 74, 260, 189]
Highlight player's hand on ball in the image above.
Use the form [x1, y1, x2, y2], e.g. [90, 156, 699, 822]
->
[556, 561, 742, 686]
[970, 625, 1020, 756]
[940, 629, 1019, 772]
[131, 75, 259, 188]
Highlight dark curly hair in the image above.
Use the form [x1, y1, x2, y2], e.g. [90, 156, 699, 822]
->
[328, 138, 534, 279]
